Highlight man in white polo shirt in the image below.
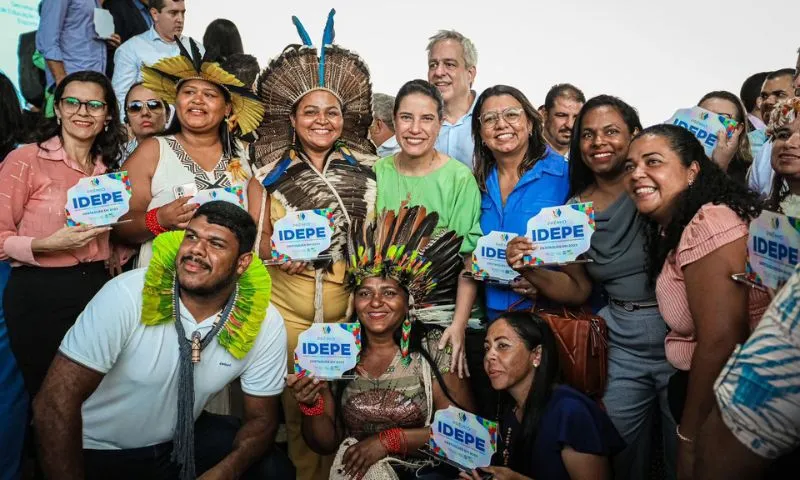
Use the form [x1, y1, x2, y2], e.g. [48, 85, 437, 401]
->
[33, 201, 293, 480]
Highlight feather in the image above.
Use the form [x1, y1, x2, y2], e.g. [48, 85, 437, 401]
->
[374, 209, 396, 265]
[291, 16, 313, 46]
[318, 9, 336, 87]
[189, 38, 202, 71]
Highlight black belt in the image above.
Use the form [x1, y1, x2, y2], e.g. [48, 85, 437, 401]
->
[610, 298, 659, 312]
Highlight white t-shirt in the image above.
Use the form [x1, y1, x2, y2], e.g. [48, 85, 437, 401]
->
[747, 140, 774, 197]
[60, 269, 287, 450]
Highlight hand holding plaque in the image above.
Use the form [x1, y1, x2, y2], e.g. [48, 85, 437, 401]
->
[294, 323, 361, 381]
[424, 406, 497, 471]
[65, 172, 132, 227]
[521, 203, 595, 267]
[733, 210, 800, 291]
[468, 231, 520, 284]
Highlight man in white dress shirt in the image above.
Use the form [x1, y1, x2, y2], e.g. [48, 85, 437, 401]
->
[111, 0, 205, 115]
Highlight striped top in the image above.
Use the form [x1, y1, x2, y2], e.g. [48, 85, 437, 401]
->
[715, 265, 800, 459]
[656, 203, 769, 371]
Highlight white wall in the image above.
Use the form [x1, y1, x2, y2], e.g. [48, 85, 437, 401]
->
[185, 0, 799, 126]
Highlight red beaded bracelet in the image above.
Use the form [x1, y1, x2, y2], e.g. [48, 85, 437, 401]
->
[378, 428, 407, 456]
[145, 208, 167, 236]
[298, 395, 324, 416]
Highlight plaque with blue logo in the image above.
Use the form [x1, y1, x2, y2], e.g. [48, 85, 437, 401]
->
[294, 323, 361, 380]
[522, 202, 595, 267]
[65, 171, 132, 227]
[266, 209, 335, 264]
[424, 406, 497, 471]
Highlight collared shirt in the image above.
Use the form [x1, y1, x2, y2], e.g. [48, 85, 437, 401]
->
[36, 0, 107, 86]
[715, 264, 800, 459]
[435, 93, 478, 168]
[0, 137, 111, 267]
[112, 26, 204, 114]
[479, 148, 570, 317]
[376, 135, 400, 158]
[59, 268, 287, 449]
[747, 140, 774, 197]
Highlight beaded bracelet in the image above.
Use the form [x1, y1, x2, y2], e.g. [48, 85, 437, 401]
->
[378, 428, 407, 456]
[145, 208, 167, 236]
[298, 395, 324, 416]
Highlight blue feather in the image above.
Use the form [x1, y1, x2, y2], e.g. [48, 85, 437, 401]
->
[261, 157, 291, 188]
[322, 9, 336, 46]
[291, 16, 313, 46]
[317, 9, 336, 87]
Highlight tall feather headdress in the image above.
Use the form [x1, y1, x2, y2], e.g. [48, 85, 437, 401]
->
[346, 205, 464, 322]
[251, 9, 376, 171]
[141, 37, 265, 135]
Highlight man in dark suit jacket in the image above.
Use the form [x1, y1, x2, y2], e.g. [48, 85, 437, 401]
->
[104, 0, 153, 77]
[17, 30, 45, 109]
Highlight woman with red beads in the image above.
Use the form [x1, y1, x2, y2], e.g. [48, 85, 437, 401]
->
[286, 207, 475, 479]
[115, 43, 263, 268]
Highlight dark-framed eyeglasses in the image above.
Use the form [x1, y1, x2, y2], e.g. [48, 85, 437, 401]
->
[126, 99, 165, 114]
[480, 107, 525, 128]
[60, 97, 107, 116]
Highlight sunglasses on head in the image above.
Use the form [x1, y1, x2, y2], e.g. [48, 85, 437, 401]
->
[126, 99, 165, 113]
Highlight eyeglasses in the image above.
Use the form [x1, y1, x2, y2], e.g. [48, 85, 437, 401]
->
[480, 107, 525, 128]
[60, 97, 107, 116]
[126, 99, 165, 114]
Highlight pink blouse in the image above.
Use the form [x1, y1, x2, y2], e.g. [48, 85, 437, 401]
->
[656, 203, 769, 371]
[0, 137, 112, 267]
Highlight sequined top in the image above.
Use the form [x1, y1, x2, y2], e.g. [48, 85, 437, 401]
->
[340, 329, 451, 439]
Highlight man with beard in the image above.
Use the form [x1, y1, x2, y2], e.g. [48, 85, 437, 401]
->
[539, 83, 585, 159]
[33, 201, 293, 480]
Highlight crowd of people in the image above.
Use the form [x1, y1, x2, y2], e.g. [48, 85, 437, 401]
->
[1, 1, 799, 479]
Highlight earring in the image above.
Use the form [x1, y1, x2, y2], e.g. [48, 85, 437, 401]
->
[688, 178, 695, 187]
[400, 313, 412, 366]
[56, 117, 61, 125]
[104, 124, 109, 132]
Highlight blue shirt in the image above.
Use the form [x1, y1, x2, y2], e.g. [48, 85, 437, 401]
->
[500, 385, 625, 480]
[134, 0, 154, 28]
[480, 148, 570, 318]
[112, 26, 204, 115]
[435, 94, 477, 168]
[36, 0, 106, 86]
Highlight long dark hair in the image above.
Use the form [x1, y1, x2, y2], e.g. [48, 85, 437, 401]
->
[0, 72, 24, 161]
[31, 71, 126, 168]
[495, 312, 560, 476]
[636, 125, 762, 283]
[471, 85, 547, 192]
[202, 19, 244, 63]
[697, 91, 753, 186]
[333, 288, 460, 434]
[567, 95, 642, 198]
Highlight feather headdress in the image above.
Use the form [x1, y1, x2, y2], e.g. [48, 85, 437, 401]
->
[346, 205, 464, 313]
[141, 37, 265, 135]
[251, 9, 376, 171]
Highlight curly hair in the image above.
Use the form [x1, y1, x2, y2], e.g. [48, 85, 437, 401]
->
[636, 125, 762, 284]
[30, 71, 126, 168]
[471, 85, 547, 192]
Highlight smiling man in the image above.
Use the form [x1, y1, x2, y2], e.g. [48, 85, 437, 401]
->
[33, 202, 293, 480]
[427, 30, 478, 168]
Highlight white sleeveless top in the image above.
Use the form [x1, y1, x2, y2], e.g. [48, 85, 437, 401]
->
[136, 135, 253, 267]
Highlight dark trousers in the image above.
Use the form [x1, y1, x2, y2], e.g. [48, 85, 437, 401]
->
[84, 412, 295, 480]
[4, 262, 109, 397]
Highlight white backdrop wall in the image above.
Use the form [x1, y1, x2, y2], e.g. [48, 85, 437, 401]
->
[185, 0, 798, 126]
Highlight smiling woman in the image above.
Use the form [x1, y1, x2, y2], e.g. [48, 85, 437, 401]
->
[374, 79, 483, 383]
[114, 44, 264, 269]
[0, 70, 127, 398]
